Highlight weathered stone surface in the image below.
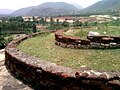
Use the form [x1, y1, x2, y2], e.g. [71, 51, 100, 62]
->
[5, 31, 120, 90]
[0, 49, 32, 90]
[108, 80, 120, 85]
[55, 30, 120, 49]
[98, 74, 108, 80]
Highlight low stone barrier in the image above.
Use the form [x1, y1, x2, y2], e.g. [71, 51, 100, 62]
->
[55, 30, 120, 49]
[5, 31, 120, 89]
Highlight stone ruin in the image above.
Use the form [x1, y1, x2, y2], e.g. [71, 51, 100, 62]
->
[55, 30, 120, 49]
[5, 31, 120, 90]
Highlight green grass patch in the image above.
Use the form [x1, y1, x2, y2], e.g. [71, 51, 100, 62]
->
[65, 26, 120, 39]
[17, 26, 120, 71]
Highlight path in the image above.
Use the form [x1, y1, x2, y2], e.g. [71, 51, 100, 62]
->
[0, 49, 33, 90]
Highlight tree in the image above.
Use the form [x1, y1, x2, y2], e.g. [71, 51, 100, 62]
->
[83, 22, 88, 27]
[32, 24, 37, 33]
[56, 19, 59, 25]
[73, 20, 82, 27]
[0, 26, 1, 35]
[62, 19, 69, 27]
[50, 17, 54, 25]
[39, 18, 46, 25]
[9, 16, 23, 22]
[0, 35, 6, 49]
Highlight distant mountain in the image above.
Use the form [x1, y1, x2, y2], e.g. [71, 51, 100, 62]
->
[0, 9, 15, 14]
[81, 0, 120, 15]
[71, 3, 83, 9]
[11, 6, 35, 16]
[12, 2, 78, 16]
[11, 0, 120, 16]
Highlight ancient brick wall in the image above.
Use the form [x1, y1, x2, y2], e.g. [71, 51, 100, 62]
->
[55, 30, 120, 49]
[55, 30, 91, 49]
[5, 31, 120, 90]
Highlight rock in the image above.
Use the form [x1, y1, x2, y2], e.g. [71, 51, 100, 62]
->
[88, 31, 100, 36]
[103, 31, 106, 34]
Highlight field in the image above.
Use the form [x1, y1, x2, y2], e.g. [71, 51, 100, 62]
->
[17, 26, 120, 71]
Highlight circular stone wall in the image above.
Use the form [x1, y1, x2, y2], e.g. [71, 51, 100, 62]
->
[5, 31, 120, 90]
[55, 30, 120, 49]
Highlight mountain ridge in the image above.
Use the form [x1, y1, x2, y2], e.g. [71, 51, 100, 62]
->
[0, 9, 15, 14]
[71, 3, 83, 9]
[12, 2, 79, 16]
[81, 0, 120, 15]
[10, 0, 120, 16]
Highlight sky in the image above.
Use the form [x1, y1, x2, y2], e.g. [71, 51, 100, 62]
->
[0, 0, 102, 10]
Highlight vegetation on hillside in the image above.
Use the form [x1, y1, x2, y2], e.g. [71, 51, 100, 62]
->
[81, 0, 120, 16]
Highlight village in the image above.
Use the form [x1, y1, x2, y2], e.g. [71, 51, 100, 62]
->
[22, 15, 119, 23]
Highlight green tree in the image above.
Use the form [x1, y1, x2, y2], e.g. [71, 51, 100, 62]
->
[56, 19, 59, 25]
[83, 21, 88, 27]
[50, 17, 54, 25]
[9, 16, 23, 22]
[0, 26, 1, 35]
[32, 24, 37, 33]
[62, 19, 69, 27]
[73, 20, 82, 27]
[39, 18, 46, 25]
[0, 35, 6, 49]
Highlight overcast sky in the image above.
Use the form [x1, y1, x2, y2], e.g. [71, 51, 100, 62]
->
[0, 0, 102, 10]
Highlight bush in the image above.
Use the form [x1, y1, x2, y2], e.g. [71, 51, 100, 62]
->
[0, 35, 6, 49]
[46, 24, 62, 30]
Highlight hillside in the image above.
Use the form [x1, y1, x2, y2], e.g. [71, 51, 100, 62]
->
[11, 6, 36, 16]
[12, 2, 79, 16]
[11, 0, 120, 16]
[0, 9, 15, 14]
[71, 3, 83, 9]
[81, 0, 120, 15]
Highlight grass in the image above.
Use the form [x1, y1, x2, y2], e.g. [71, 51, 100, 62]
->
[65, 26, 120, 39]
[17, 26, 120, 71]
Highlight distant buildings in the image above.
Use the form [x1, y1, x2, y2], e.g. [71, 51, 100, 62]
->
[22, 15, 120, 24]
[22, 16, 41, 22]
[46, 17, 74, 23]
[40, 16, 97, 23]
[90, 15, 111, 18]
[89, 15, 120, 23]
